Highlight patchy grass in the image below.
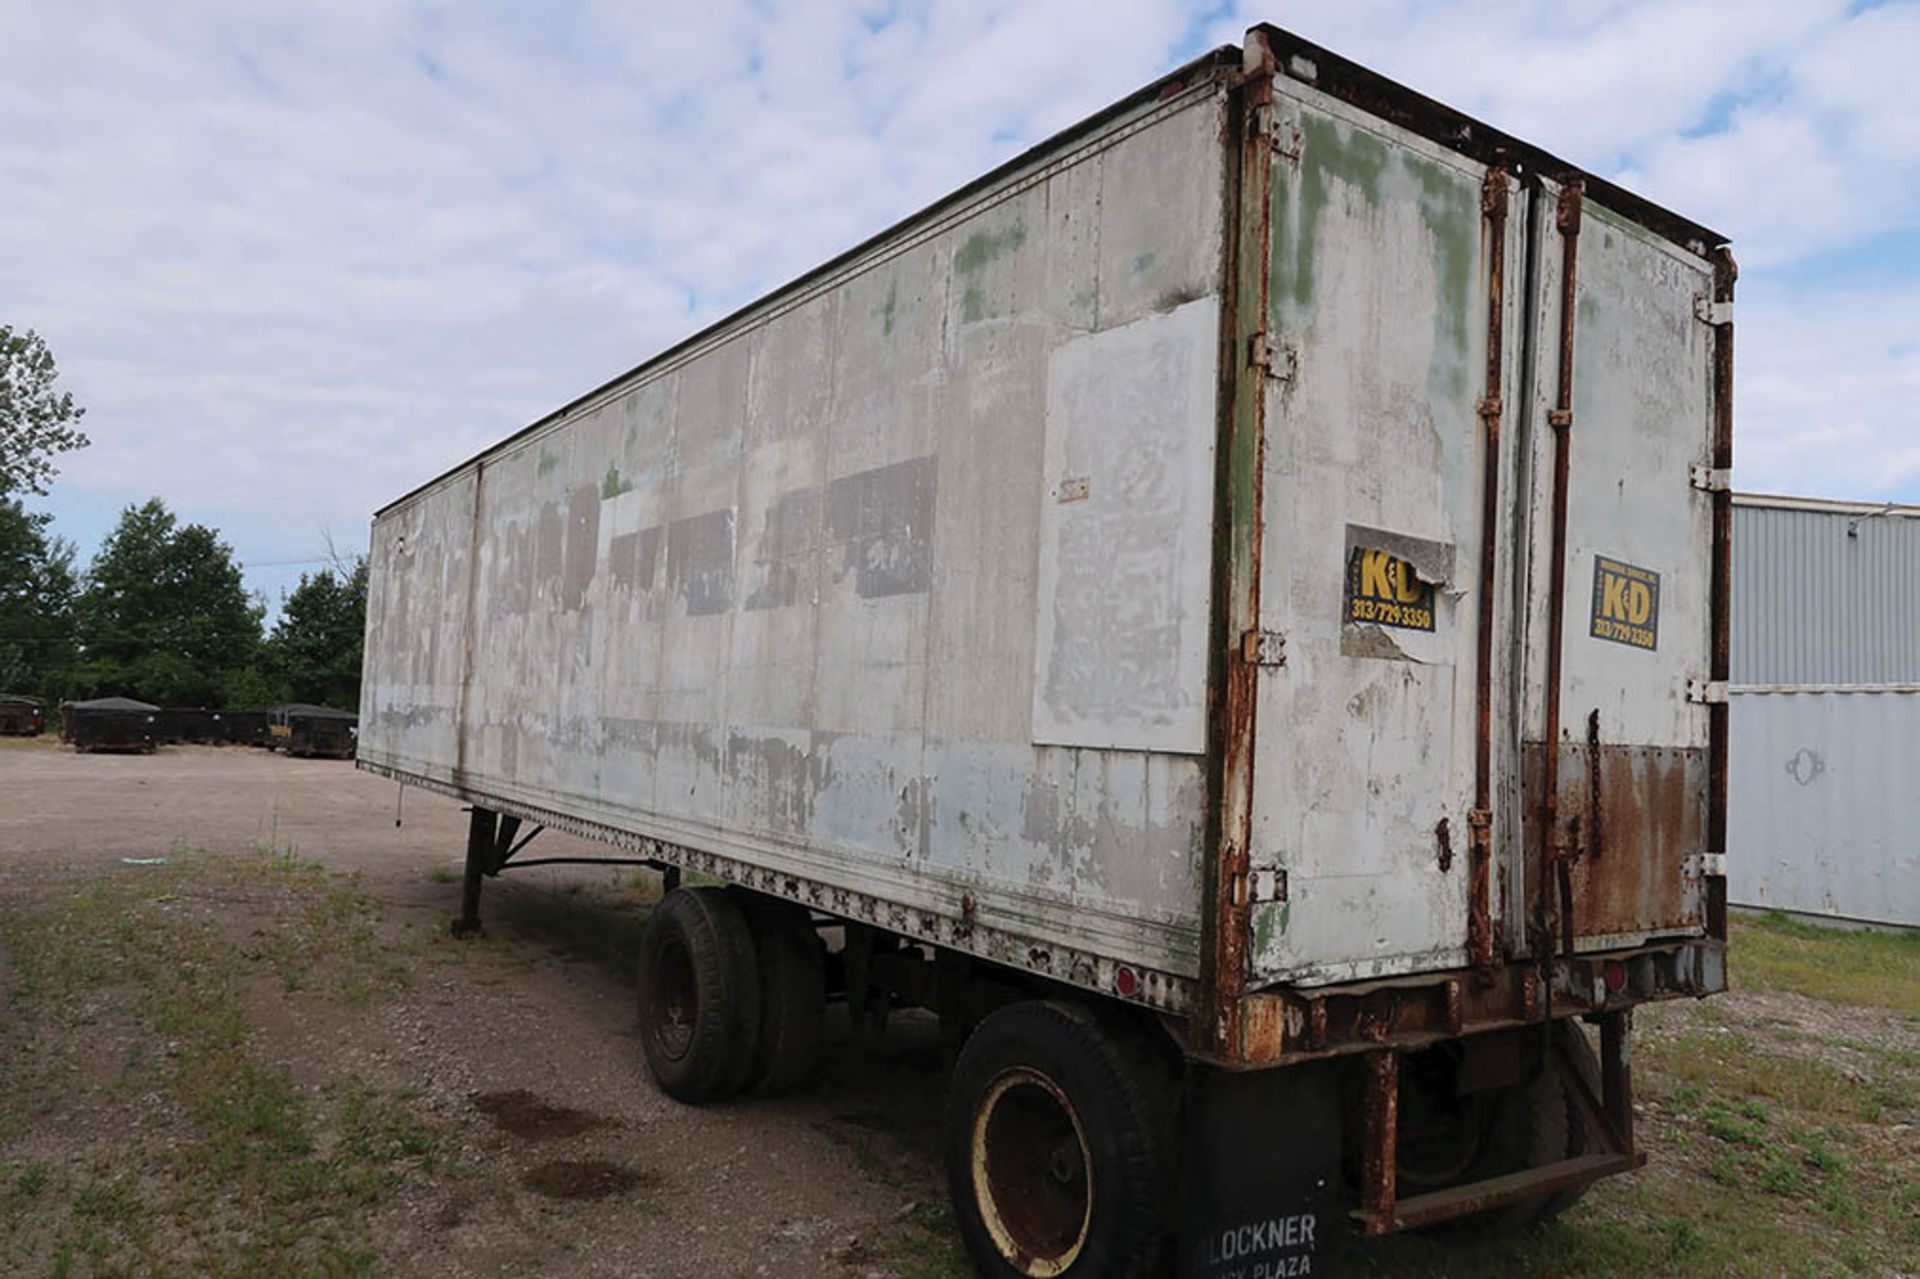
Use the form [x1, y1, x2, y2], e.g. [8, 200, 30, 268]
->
[897, 916, 1920, 1279]
[1351, 921, 1920, 1278]
[1733, 911, 1920, 1015]
[0, 851, 444, 1273]
[876, 1201, 972, 1279]
[1646, 1029, 1911, 1124]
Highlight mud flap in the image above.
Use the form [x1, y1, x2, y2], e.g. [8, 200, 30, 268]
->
[1179, 1062, 1341, 1277]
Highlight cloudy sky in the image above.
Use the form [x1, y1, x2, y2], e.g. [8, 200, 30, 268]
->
[4, 0, 1917, 609]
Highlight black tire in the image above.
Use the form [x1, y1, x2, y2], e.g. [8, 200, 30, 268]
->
[739, 894, 826, 1095]
[1533, 1020, 1601, 1223]
[1447, 1019, 1599, 1234]
[946, 1001, 1173, 1279]
[636, 887, 762, 1103]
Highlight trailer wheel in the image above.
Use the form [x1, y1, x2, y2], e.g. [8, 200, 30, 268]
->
[637, 888, 762, 1103]
[740, 895, 826, 1095]
[1530, 1020, 1601, 1223]
[1438, 1020, 1601, 1234]
[946, 1001, 1171, 1279]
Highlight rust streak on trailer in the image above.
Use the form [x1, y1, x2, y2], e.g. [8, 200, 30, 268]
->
[1204, 31, 1277, 1059]
[1538, 178, 1584, 964]
[1468, 166, 1509, 970]
[1585, 709, 1605, 863]
[1359, 1051, 1399, 1225]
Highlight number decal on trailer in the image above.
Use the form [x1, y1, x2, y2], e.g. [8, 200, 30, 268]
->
[1589, 555, 1661, 651]
[1345, 546, 1435, 632]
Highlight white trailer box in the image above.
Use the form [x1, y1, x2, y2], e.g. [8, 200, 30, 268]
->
[363, 26, 1731, 1274]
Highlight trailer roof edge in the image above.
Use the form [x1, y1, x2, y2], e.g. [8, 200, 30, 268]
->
[372, 42, 1242, 519]
[376, 24, 1730, 520]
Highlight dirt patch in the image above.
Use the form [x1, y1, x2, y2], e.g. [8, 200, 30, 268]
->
[0, 749, 947, 1279]
[519, 1159, 657, 1201]
[471, 1089, 610, 1140]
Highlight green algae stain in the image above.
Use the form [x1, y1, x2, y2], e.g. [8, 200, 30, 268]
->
[961, 284, 987, 324]
[537, 450, 559, 477]
[1131, 250, 1157, 277]
[955, 223, 1027, 325]
[1408, 154, 1478, 404]
[1251, 901, 1292, 965]
[878, 278, 899, 337]
[601, 464, 633, 500]
[954, 223, 1026, 274]
[1272, 108, 1482, 403]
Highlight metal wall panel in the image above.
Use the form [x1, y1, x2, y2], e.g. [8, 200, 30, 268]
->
[1728, 689, 1920, 927]
[1513, 189, 1717, 957]
[1247, 84, 1514, 984]
[361, 84, 1231, 985]
[1733, 498, 1920, 685]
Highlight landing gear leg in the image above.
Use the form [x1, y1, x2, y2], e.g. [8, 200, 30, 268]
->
[454, 807, 498, 937]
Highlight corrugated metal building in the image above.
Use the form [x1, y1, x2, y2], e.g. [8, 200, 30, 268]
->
[1730, 493, 1920, 927]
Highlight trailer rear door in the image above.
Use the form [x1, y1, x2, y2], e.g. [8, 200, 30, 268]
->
[1515, 181, 1719, 954]
[1244, 85, 1528, 986]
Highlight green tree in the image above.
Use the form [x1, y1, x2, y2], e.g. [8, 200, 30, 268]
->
[0, 326, 89, 497]
[266, 558, 367, 709]
[0, 498, 79, 699]
[72, 499, 263, 704]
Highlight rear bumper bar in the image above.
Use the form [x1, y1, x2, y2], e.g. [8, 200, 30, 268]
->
[1352, 1006, 1643, 1236]
[1210, 934, 1724, 1069]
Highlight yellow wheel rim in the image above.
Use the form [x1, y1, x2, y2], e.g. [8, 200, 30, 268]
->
[970, 1066, 1094, 1276]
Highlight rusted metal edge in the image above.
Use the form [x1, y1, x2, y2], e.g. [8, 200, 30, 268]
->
[1468, 167, 1509, 970]
[1248, 24, 1726, 259]
[1216, 935, 1721, 1069]
[358, 760, 1199, 1017]
[1358, 1051, 1399, 1226]
[1353, 1001, 1643, 1237]
[1538, 179, 1584, 969]
[1353, 1151, 1644, 1235]
[374, 46, 1244, 521]
[1706, 248, 1737, 942]
[1201, 30, 1278, 1061]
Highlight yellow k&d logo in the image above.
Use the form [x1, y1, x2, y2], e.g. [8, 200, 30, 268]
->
[1346, 546, 1435, 632]
[1589, 555, 1660, 650]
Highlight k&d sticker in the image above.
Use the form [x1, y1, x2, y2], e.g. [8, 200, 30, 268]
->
[1590, 556, 1660, 650]
[1346, 546, 1435, 632]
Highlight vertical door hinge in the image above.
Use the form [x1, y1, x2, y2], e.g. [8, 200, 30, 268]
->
[1686, 678, 1729, 705]
[1684, 852, 1727, 878]
[1689, 462, 1732, 492]
[1693, 297, 1733, 327]
[1241, 628, 1287, 667]
[1248, 331, 1297, 381]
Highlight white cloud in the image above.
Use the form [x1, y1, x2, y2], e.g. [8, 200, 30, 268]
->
[0, 0, 1915, 611]
[1616, 2, 1920, 267]
[1737, 281, 1920, 498]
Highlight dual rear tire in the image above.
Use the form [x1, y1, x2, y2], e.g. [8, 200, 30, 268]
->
[636, 886, 826, 1103]
[637, 897, 1178, 1277]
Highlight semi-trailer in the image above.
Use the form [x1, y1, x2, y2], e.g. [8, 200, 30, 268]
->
[360, 24, 1732, 1276]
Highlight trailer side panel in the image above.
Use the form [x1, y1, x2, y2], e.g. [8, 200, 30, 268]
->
[361, 84, 1234, 991]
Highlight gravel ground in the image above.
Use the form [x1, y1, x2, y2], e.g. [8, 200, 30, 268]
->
[0, 739, 961, 1278]
[5, 738, 1914, 1278]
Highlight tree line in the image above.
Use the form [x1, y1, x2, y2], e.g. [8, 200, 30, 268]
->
[1, 325, 365, 711]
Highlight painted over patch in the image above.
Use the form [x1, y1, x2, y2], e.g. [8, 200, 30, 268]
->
[1032, 297, 1218, 755]
[826, 456, 937, 599]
